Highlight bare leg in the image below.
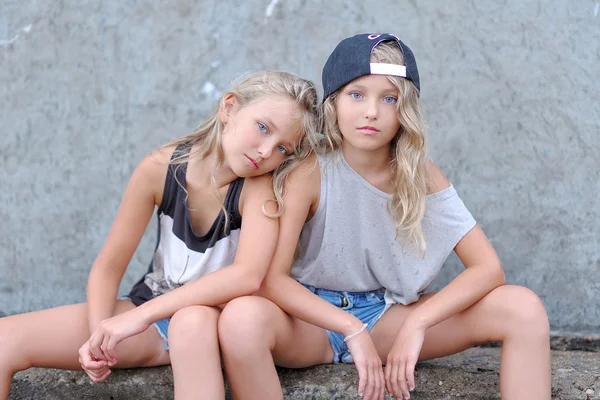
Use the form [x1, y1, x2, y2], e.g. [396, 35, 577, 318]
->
[168, 305, 223, 400]
[218, 296, 333, 400]
[370, 285, 551, 400]
[0, 300, 170, 399]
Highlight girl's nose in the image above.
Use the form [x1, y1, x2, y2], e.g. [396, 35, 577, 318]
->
[258, 144, 272, 159]
[365, 99, 379, 120]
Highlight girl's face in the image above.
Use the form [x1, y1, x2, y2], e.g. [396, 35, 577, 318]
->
[220, 95, 302, 177]
[335, 74, 400, 153]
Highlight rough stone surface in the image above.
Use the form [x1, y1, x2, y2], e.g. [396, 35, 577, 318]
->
[1, 1, 599, 333]
[8, 348, 600, 399]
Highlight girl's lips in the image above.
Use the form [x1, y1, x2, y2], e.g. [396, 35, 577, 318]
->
[358, 126, 380, 135]
[244, 155, 259, 169]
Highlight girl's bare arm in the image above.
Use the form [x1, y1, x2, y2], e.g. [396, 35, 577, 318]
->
[86, 148, 170, 334]
[260, 157, 365, 336]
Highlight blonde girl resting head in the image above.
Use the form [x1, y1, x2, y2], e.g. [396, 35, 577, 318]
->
[0, 70, 320, 400]
[218, 34, 551, 400]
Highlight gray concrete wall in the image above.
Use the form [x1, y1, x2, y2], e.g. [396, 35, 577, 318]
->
[1, 1, 598, 334]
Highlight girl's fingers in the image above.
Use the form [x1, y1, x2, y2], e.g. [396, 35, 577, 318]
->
[364, 364, 374, 400]
[369, 363, 380, 400]
[390, 361, 402, 398]
[81, 358, 107, 371]
[89, 345, 104, 361]
[384, 363, 393, 395]
[86, 368, 111, 383]
[88, 335, 105, 361]
[373, 362, 384, 400]
[398, 360, 409, 399]
[87, 365, 109, 377]
[96, 369, 112, 382]
[378, 363, 385, 400]
[99, 333, 112, 361]
[83, 363, 108, 379]
[356, 363, 367, 397]
[107, 347, 118, 363]
[79, 344, 107, 369]
[406, 359, 416, 392]
[106, 335, 120, 362]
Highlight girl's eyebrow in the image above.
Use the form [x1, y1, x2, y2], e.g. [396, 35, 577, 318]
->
[346, 84, 366, 90]
[346, 84, 397, 94]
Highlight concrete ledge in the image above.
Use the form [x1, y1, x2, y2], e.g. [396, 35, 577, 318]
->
[550, 335, 600, 353]
[9, 348, 600, 399]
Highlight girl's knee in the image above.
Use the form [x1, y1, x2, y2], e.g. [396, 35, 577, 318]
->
[218, 297, 273, 346]
[168, 306, 219, 346]
[492, 285, 549, 337]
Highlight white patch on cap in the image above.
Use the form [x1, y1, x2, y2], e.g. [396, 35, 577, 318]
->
[370, 63, 407, 77]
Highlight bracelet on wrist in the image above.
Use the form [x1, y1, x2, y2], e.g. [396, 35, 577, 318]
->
[343, 323, 368, 343]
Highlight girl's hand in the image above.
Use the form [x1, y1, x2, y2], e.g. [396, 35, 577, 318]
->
[346, 329, 385, 400]
[384, 319, 425, 400]
[88, 309, 150, 365]
[78, 340, 112, 383]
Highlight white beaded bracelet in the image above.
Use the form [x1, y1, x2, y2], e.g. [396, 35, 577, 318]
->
[343, 323, 368, 343]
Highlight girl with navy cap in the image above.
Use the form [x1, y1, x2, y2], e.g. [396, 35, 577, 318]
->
[219, 34, 551, 400]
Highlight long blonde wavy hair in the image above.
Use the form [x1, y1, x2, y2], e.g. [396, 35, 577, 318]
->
[166, 70, 321, 219]
[322, 41, 428, 253]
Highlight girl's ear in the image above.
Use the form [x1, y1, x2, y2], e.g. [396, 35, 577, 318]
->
[219, 93, 239, 124]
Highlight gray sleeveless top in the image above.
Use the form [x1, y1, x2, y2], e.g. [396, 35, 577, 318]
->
[291, 152, 476, 306]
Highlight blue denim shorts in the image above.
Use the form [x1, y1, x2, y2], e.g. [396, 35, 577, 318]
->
[302, 283, 388, 364]
[153, 317, 171, 350]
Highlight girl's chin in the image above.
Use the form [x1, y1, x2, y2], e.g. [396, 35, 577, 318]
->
[233, 166, 263, 178]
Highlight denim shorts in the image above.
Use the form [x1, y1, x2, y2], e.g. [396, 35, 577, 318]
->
[302, 283, 389, 364]
[153, 317, 171, 350]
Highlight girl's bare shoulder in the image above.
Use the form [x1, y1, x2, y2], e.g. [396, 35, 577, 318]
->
[425, 160, 451, 195]
[289, 153, 321, 192]
[241, 154, 321, 211]
[131, 145, 178, 206]
[287, 154, 322, 216]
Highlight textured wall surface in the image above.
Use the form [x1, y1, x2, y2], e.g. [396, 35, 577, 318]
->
[1, 1, 598, 333]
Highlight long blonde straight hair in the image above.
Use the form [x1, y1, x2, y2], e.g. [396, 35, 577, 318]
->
[322, 42, 428, 253]
[165, 70, 321, 219]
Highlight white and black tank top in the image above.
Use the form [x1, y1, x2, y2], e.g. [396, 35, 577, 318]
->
[127, 144, 244, 306]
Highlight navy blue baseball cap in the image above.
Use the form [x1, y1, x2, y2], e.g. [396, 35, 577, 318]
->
[322, 33, 420, 101]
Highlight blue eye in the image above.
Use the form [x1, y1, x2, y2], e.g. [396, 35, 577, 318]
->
[258, 122, 268, 133]
[350, 92, 363, 100]
[383, 96, 397, 104]
[277, 145, 289, 156]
